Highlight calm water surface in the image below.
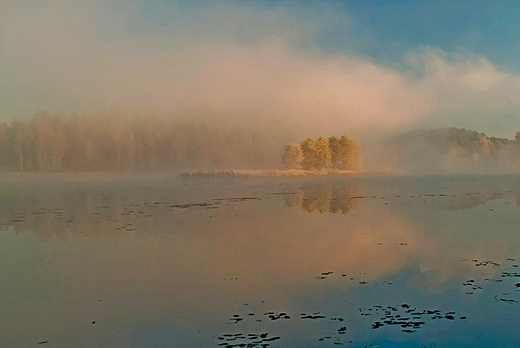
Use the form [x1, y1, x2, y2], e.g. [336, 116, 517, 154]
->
[2, 174, 520, 347]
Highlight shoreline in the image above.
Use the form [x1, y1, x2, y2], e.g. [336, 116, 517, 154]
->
[180, 169, 392, 178]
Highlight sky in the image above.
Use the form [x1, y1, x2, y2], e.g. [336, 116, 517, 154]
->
[2, 0, 520, 138]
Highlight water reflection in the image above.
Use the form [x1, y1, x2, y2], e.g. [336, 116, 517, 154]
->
[285, 183, 359, 214]
[2, 175, 520, 347]
[1, 176, 519, 242]
[417, 186, 515, 211]
[282, 178, 520, 215]
[0, 180, 258, 242]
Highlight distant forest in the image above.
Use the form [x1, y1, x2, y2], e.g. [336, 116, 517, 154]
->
[386, 127, 520, 173]
[2, 111, 520, 174]
[0, 110, 288, 172]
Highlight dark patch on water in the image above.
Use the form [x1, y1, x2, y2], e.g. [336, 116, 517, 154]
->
[217, 332, 280, 348]
[359, 304, 463, 333]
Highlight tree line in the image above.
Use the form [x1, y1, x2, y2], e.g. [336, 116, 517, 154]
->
[282, 135, 361, 170]
[0, 110, 285, 172]
[387, 127, 520, 173]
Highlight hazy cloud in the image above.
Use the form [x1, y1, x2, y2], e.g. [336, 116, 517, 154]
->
[2, 0, 520, 138]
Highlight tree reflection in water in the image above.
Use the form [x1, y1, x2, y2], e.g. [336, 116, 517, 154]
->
[285, 183, 359, 214]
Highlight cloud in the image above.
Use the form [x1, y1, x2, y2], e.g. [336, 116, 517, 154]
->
[2, 0, 520, 139]
[406, 49, 520, 137]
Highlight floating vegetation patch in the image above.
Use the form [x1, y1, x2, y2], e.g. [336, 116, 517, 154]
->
[315, 271, 333, 280]
[462, 279, 483, 294]
[219, 302, 465, 346]
[221, 307, 345, 346]
[459, 258, 520, 301]
[300, 312, 326, 320]
[470, 259, 502, 267]
[501, 272, 520, 278]
[169, 202, 218, 209]
[264, 312, 291, 321]
[228, 314, 244, 324]
[213, 197, 261, 203]
[217, 332, 281, 348]
[359, 304, 465, 333]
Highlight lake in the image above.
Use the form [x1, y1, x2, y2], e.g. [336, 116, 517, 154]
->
[2, 174, 520, 347]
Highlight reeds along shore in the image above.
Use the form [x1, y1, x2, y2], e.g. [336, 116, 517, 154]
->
[179, 169, 388, 178]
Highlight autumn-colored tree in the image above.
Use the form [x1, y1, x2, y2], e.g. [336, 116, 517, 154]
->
[314, 137, 331, 169]
[281, 143, 303, 169]
[329, 135, 360, 170]
[293, 135, 359, 170]
[300, 138, 317, 170]
[300, 137, 332, 170]
[329, 135, 342, 169]
[0, 111, 366, 172]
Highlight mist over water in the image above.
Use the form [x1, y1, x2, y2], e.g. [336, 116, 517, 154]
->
[0, 110, 519, 175]
[2, 174, 520, 347]
[4, 2, 520, 346]
[4, 1, 520, 158]
[3, 2, 520, 175]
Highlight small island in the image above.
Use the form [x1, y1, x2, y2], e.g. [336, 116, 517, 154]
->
[182, 134, 364, 177]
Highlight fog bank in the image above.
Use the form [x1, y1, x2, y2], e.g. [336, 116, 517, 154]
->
[3, 1, 520, 141]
